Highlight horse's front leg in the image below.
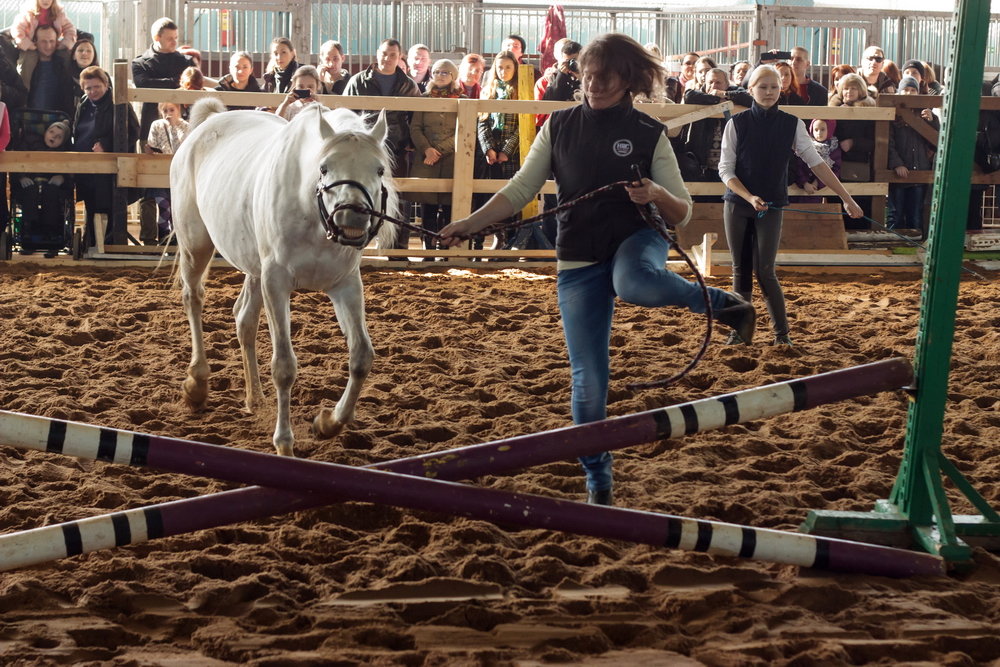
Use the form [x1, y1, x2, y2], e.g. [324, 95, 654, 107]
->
[313, 272, 374, 438]
[260, 267, 297, 456]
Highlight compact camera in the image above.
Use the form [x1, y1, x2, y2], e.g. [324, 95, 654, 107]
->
[759, 51, 793, 62]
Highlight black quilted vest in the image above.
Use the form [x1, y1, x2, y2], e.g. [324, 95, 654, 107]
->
[549, 100, 664, 262]
[723, 102, 798, 207]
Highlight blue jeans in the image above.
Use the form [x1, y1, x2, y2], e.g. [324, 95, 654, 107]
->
[557, 227, 732, 492]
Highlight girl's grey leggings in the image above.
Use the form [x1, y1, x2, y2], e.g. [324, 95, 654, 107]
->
[723, 200, 789, 336]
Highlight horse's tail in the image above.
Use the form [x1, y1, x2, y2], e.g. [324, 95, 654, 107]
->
[189, 98, 228, 130]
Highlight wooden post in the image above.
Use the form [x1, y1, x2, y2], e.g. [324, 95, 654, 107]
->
[872, 95, 894, 228]
[452, 99, 478, 221]
[110, 60, 130, 246]
[517, 64, 538, 221]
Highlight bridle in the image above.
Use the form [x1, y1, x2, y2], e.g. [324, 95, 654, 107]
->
[315, 177, 389, 248]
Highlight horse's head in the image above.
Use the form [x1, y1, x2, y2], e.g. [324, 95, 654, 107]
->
[314, 108, 397, 248]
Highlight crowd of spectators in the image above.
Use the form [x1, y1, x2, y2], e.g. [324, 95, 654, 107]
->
[0, 1, 966, 253]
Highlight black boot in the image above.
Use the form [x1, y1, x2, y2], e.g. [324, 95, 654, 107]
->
[586, 486, 614, 506]
[715, 292, 756, 345]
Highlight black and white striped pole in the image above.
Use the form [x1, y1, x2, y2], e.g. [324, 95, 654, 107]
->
[0, 358, 940, 577]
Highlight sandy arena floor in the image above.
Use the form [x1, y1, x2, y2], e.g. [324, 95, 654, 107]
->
[0, 263, 999, 665]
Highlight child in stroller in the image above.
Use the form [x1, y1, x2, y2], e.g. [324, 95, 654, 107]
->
[10, 113, 73, 257]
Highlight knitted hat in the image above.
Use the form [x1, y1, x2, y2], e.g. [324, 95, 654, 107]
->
[898, 75, 920, 92]
[809, 118, 836, 137]
[902, 59, 925, 78]
[47, 120, 71, 138]
[43, 121, 71, 148]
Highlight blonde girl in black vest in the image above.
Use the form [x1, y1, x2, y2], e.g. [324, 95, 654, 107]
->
[718, 64, 862, 346]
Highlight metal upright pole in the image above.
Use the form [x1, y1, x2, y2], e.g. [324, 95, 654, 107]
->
[886, 0, 993, 561]
[803, 0, 1000, 565]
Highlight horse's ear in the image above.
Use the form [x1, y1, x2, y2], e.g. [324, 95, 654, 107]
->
[318, 108, 335, 142]
[371, 109, 389, 145]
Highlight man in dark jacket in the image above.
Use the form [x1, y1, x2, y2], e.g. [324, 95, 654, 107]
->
[26, 25, 76, 118]
[343, 39, 420, 155]
[131, 17, 191, 244]
[343, 38, 420, 250]
[790, 47, 828, 106]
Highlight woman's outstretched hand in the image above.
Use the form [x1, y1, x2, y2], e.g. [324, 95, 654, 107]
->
[843, 198, 863, 218]
[439, 218, 480, 247]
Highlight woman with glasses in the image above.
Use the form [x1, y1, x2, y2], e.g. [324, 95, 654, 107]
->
[410, 59, 466, 255]
[859, 46, 896, 96]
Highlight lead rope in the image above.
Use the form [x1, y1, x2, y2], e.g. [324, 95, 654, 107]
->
[333, 175, 714, 391]
[624, 165, 713, 391]
[755, 202, 987, 280]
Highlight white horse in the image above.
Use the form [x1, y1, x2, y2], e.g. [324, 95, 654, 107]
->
[171, 99, 398, 456]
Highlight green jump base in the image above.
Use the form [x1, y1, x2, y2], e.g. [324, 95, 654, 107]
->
[801, 500, 1000, 568]
[890, 246, 1000, 260]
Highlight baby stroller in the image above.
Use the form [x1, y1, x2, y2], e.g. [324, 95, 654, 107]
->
[0, 108, 81, 259]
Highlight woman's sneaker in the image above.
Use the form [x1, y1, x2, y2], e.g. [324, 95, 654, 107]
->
[725, 330, 746, 345]
[774, 334, 793, 346]
[714, 292, 755, 345]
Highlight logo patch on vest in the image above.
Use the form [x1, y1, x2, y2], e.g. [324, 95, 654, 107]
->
[612, 139, 633, 157]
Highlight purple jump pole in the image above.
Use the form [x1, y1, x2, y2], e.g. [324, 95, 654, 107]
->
[0, 358, 914, 562]
[0, 358, 943, 577]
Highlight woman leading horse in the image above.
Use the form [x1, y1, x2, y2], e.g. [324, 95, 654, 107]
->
[441, 33, 755, 506]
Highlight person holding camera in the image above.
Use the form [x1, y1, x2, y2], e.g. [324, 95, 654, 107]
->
[439, 34, 757, 506]
[537, 39, 581, 106]
[274, 65, 323, 120]
[789, 47, 828, 106]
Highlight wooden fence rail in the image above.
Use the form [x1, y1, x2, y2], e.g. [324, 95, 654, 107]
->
[12, 61, 994, 266]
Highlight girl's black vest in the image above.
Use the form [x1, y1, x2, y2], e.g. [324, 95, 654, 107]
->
[548, 100, 664, 263]
[723, 103, 799, 207]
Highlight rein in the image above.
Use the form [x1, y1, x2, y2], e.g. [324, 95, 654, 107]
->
[334, 177, 714, 391]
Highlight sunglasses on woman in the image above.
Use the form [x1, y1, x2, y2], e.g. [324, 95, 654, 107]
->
[866, 55, 884, 63]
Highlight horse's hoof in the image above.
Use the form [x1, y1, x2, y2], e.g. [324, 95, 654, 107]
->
[181, 377, 208, 410]
[274, 442, 294, 457]
[312, 408, 345, 439]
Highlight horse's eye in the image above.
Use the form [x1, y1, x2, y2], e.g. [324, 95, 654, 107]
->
[320, 166, 328, 176]
[377, 167, 385, 177]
